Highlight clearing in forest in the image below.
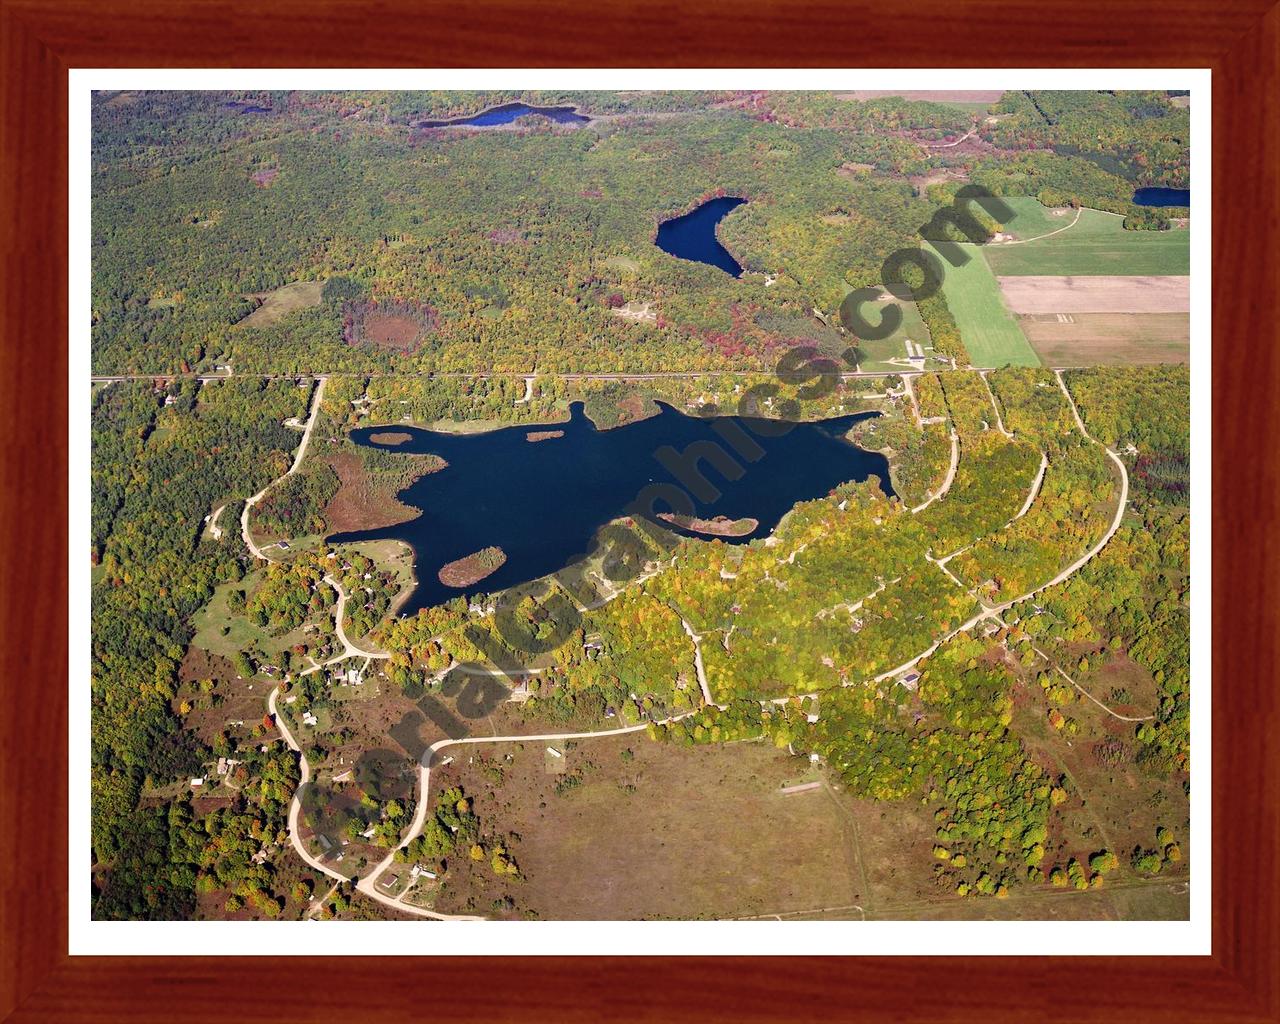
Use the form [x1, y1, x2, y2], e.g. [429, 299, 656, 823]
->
[429, 736, 865, 921]
[987, 196, 1076, 242]
[238, 280, 324, 329]
[982, 207, 1190, 277]
[849, 291, 942, 373]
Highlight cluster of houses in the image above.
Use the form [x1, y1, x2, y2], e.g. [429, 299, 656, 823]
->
[190, 755, 246, 789]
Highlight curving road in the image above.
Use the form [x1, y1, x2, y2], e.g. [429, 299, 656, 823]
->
[872, 372, 1129, 684]
[242, 376, 327, 561]
[1011, 452, 1049, 523]
[911, 429, 960, 514]
[353, 712, 701, 918]
[323, 574, 391, 661]
[272, 369, 1131, 921]
[978, 371, 1014, 438]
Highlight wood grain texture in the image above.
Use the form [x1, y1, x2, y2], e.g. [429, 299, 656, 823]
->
[0, 0, 1276, 1020]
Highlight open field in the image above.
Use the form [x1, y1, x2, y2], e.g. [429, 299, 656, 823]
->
[1010, 666, 1189, 905]
[851, 291, 941, 372]
[430, 735, 864, 920]
[1019, 313, 1189, 365]
[836, 90, 1003, 111]
[992, 197, 1075, 241]
[998, 276, 1190, 314]
[927, 242, 1040, 367]
[190, 569, 335, 662]
[983, 208, 1190, 277]
[238, 280, 324, 329]
[422, 721, 1187, 921]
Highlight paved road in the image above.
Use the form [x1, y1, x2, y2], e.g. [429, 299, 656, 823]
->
[90, 365, 1098, 385]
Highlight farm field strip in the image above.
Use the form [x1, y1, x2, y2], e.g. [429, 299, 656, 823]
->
[926, 242, 1041, 368]
[997, 275, 1190, 314]
[1019, 312, 1189, 366]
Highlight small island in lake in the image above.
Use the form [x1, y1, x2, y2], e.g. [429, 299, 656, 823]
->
[438, 545, 508, 587]
[657, 512, 759, 537]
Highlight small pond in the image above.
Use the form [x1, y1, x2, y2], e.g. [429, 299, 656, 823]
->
[1133, 187, 1190, 207]
[417, 103, 590, 128]
[654, 196, 747, 276]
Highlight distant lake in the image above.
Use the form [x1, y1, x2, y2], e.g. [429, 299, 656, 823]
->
[223, 101, 270, 115]
[329, 401, 892, 614]
[417, 102, 590, 128]
[1133, 187, 1190, 207]
[655, 196, 747, 276]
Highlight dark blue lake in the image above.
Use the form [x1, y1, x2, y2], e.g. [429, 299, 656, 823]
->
[1133, 187, 1190, 207]
[329, 401, 892, 614]
[417, 102, 590, 128]
[655, 196, 747, 276]
[223, 101, 271, 115]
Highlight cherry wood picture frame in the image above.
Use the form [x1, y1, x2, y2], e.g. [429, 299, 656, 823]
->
[2, 1, 1276, 1020]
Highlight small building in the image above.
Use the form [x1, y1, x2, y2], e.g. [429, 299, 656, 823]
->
[546, 747, 563, 759]
[316, 835, 333, 854]
[899, 671, 920, 692]
[190, 777, 204, 787]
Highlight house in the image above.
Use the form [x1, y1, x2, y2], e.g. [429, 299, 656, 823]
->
[899, 671, 920, 691]
[346, 666, 364, 685]
[164, 394, 177, 406]
[316, 835, 333, 853]
[360, 825, 378, 839]
[190, 777, 205, 787]
[216, 757, 228, 776]
[277, 540, 290, 551]
[981, 621, 1000, 637]
[302, 711, 318, 727]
